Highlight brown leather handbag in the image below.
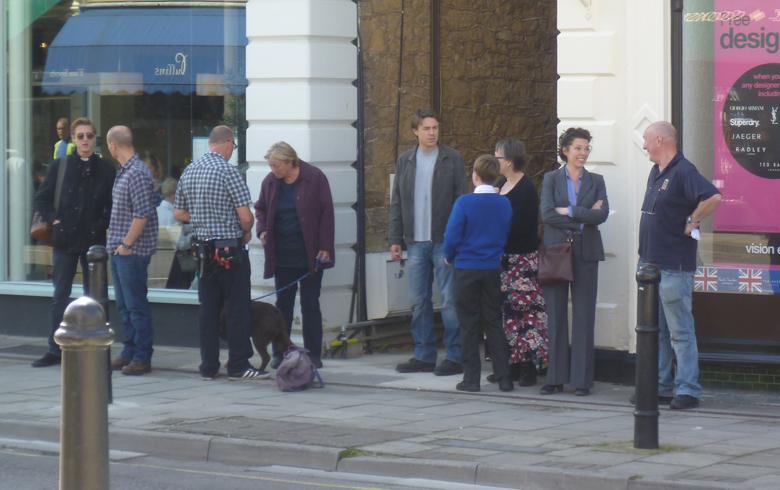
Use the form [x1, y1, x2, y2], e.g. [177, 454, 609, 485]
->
[538, 234, 574, 286]
[30, 211, 51, 244]
[29, 156, 67, 245]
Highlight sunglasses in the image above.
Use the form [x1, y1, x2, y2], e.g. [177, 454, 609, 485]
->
[76, 132, 95, 141]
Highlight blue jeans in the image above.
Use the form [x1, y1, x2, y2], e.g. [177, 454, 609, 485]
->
[48, 249, 89, 356]
[111, 255, 153, 363]
[406, 241, 460, 364]
[658, 268, 701, 398]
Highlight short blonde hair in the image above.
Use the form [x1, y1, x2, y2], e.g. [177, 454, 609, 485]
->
[264, 141, 298, 166]
[473, 154, 500, 185]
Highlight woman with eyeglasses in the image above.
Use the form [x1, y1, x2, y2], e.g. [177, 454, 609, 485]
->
[490, 138, 548, 388]
[538, 127, 609, 396]
[254, 141, 335, 369]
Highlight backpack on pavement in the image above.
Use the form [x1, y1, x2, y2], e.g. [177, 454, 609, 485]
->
[275, 346, 324, 392]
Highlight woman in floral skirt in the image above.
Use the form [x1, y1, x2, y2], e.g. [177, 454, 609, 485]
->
[493, 138, 548, 387]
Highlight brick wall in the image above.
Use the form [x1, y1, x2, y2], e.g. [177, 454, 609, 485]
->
[701, 362, 780, 392]
[360, 1, 558, 252]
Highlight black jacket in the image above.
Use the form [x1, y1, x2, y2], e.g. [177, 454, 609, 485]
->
[34, 153, 116, 253]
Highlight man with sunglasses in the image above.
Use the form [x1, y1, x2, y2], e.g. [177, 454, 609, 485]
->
[32, 117, 116, 367]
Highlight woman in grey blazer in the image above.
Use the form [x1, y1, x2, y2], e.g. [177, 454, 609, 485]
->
[539, 128, 609, 396]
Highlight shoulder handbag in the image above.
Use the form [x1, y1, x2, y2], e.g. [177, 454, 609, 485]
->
[538, 233, 574, 286]
[30, 157, 68, 244]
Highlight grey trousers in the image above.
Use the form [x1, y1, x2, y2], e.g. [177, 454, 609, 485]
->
[542, 238, 599, 390]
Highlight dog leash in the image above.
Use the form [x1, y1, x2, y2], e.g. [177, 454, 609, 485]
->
[250, 258, 330, 302]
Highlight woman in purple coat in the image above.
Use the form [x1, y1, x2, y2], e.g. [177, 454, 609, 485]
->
[254, 141, 335, 369]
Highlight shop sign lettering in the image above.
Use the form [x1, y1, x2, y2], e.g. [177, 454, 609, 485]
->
[685, 9, 780, 22]
[154, 53, 187, 77]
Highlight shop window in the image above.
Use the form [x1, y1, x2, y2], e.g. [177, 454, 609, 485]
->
[3, 1, 247, 290]
[681, 0, 780, 296]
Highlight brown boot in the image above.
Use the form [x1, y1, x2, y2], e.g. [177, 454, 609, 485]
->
[121, 361, 151, 376]
[111, 357, 131, 371]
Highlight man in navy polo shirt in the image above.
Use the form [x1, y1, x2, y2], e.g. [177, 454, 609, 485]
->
[639, 121, 721, 410]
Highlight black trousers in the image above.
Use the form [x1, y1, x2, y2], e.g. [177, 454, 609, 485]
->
[454, 268, 510, 385]
[197, 249, 253, 376]
[49, 248, 89, 356]
[274, 266, 324, 361]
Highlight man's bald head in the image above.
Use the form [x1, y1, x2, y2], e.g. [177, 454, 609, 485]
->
[646, 121, 678, 145]
[643, 121, 679, 167]
[106, 125, 134, 148]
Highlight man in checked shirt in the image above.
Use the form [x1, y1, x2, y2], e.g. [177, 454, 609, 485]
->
[106, 125, 159, 376]
[174, 125, 266, 381]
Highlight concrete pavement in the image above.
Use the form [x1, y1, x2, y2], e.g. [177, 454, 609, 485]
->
[1, 334, 779, 490]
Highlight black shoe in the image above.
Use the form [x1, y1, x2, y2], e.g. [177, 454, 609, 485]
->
[575, 388, 590, 396]
[539, 384, 563, 395]
[629, 392, 674, 404]
[433, 359, 463, 376]
[670, 394, 699, 410]
[31, 353, 61, 368]
[270, 355, 283, 370]
[396, 358, 435, 373]
[517, 362, 537, 387]
[456, 381, 480, 392]
[486, 373, 498, 383]
[498, 378, 514, 392]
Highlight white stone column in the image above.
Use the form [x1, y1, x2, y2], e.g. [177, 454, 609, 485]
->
[245, 0, 357, 331]
[557, 0, 670, 352]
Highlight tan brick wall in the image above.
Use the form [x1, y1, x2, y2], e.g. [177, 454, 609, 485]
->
[361, 1, 557, 252]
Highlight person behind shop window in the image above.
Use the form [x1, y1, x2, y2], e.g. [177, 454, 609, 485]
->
[539, 127, 609, 397]
[106, 125, 159, 376]
[142, 151, 164, 202]
[443, 154, 513, 393]
[31, 117, 115, 368]
[254, 141, 335, 369]
[388, 109, 466, 377]
[52, 117, 74, 159]
[174, 125, 266, 381]
[637, 121, 721, 410]
[157, 177, 178, 227]
[491, 138, 548, 387]
[158, 177, 195, 290]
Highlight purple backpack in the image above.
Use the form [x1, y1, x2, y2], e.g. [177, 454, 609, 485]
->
[275, 346, 324, 392]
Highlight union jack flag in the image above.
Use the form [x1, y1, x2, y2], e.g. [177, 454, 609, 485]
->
[694, 267, 718, 292]
[738, 269, 763, 293]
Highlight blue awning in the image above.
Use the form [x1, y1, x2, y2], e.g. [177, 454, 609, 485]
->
[42, 7, 247, 95]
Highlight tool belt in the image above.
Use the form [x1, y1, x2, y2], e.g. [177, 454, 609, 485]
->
[195, 237, 243, 270]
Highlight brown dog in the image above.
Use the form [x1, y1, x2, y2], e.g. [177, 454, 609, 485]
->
[219, 301, 292, 372]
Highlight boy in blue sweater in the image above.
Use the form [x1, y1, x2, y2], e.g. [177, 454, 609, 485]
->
[443, 155, 513, 392]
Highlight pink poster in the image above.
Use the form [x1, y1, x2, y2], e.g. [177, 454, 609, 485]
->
[713, 2, 780, 232]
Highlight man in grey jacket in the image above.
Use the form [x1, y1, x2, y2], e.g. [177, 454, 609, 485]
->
[388, 109, 465, 375]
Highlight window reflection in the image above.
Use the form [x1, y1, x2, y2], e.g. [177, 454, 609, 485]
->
[6, 1, 247, 290]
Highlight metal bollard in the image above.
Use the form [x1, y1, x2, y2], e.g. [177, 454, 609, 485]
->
[87, 245, 113, 404]
[634, 264, 660, 449]
[54, 296, 114, 490]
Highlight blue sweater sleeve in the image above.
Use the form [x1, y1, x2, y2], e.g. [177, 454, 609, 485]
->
[443, 198, 465, 263]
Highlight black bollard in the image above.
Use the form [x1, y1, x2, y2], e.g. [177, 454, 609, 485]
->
[87, 245, 113, 404]
[634, 264, 660, 449]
